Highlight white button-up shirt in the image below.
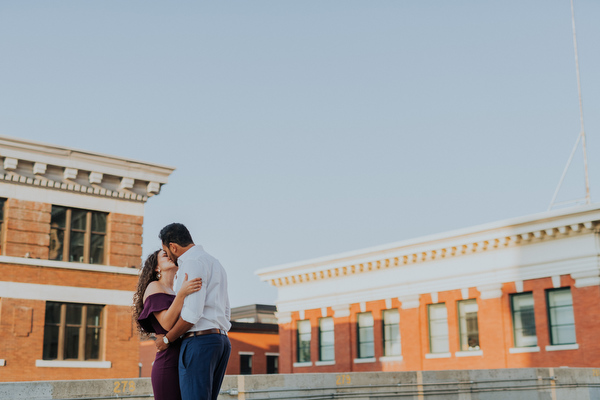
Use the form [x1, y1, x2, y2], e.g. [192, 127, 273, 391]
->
[174, 245, 231, 332]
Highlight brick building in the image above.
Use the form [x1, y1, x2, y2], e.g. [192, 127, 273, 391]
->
[0, 135, 173, 382]
[256, 205, 600, 373]
[140, 304, 279, 377]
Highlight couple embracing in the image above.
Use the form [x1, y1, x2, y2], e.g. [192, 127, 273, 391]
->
[133, 223, 231, 400]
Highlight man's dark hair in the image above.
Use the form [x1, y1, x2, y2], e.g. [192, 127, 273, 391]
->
[159, 223, 194, 247]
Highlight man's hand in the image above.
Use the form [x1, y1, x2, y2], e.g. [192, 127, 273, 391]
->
[155, 334, 168, 352]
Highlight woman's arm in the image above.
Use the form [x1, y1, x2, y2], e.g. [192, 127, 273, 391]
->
[153, 274, 202, 331]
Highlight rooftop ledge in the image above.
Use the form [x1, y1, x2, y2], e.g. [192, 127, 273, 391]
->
[256, 204, 600, 285]
[0, 255, 139, 276]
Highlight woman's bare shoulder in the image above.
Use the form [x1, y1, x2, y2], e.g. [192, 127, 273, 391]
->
[143, 282, 166, 303]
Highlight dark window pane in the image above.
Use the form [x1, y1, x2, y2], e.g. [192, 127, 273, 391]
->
[45, 303, 62, 324]
[66, 304, 82, 325]
[240, 355, 252, 375]
[267, 355, 278, 374]
[43, 325, 59, 360]
[65, 326, 80, 359]
[85, 327, 101, 360]
[51, 206, 67, 228]
[71, 209, 87, 231]
[91, 213, 106, 233]
[70, 232, 85, 262]
[90, 234, 104, 265]
[87, 305, 103, 326]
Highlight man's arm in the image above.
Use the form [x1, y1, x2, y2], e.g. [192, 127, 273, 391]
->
[155, 317, 193, 352]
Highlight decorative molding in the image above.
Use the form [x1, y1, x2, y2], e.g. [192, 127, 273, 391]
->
[315, 360, 336, 366]
[455, 350, 483, 357]
[515, 281, 524, 293]
[63, 168, 78, 180]
[120, 177, 134, 190]
[430, 292, 438, 304]
[0, 255, 139, 275]
[35, 360, 111, 369]
[274, 311, 292, 325]
[461, 288, 469, 300]
[385, 298, 392, 309]
[353, 357, 376, 364]
[359, 302, 366, 313]
[4, 157, 18, 170]
[147, 181, 161, 194]
[33, 162, 47, 175]
[572, 270, 600, 288]
[398, 294, 420, 310]
[89, 171, 103, 185]
[551, 276, 562, 288]
[321, 307, 328, 318]
[292, 362, 313, 368]
[332, 304, 351, 318]
[298, 310, 305, 320]
[477, 283, 503, 299]
[238, 351, 255, 355]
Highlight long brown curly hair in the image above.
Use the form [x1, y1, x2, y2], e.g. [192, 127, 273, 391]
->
[132, 250, 161, 335]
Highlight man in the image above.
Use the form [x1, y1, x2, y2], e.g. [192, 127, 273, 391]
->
[155, 223, 231, 400]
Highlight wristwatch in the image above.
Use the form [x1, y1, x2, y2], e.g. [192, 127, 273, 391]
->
[163, 335, 170, 345]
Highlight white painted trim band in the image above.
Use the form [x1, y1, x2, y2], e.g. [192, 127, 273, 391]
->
[0, 359, 5, 367]
[315, 360, 336, 366]
[292, 362, 313, 368]
[238, 352, 255, 355]
[455, 350, 483, 357]
[35, 360, 112, 369]
[353, 357, 376, 364]
[425, 352, 452, 359]
[379, 355, 404, 362]
[0, 282, 134, 306]
[265, 353, 280, 357]
[0, 256, 140, 275]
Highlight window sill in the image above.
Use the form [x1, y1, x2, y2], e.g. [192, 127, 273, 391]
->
[455, 350, 483, 357]
[379, 355, 403, 362]
[292, 362, 313, 368]
[35, 360, 112, 369]
[0, 359, 5, 367]
[509, 346, 540, 354]
[353, 357, 376, 364]
[315, 360, 335, 366]
[425, 352, 451, 359]
[546, 344, 579, 352]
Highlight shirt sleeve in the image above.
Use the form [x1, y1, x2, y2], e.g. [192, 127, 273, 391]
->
[179, 256, 209, 325]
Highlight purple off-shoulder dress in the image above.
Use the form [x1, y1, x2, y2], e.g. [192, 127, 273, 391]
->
[138, 293, 182, 400]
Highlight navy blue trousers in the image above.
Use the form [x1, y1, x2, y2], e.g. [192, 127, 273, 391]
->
[179, 334, 231, 400]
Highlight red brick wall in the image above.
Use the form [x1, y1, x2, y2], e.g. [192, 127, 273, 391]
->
[2, 199, 51, 259]
[226, 331, 279, 375]
[107, 213, 144, 268]
[279, 275, 600, 373]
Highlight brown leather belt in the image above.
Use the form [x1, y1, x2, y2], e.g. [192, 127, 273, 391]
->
[182, 328, 227, 339]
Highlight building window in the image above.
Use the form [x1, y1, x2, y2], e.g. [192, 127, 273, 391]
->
[382, 309, 401, 356]
[547, 288, 576, 345]
[458, 300, 480, 351]
[357, 312, 374, 358]
[50, 206, 107, 264]
[511, 293, 537, 347]
[43, 302, 104, 361]
[319, 317, 335, 361]
[266, 355, 278, 374]
[240, 354, 252, 375]
[428, 303, 449, 353]
[296, 320, 311, 363]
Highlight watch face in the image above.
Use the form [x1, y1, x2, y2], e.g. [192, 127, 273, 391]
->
[163, 336, 169, 344]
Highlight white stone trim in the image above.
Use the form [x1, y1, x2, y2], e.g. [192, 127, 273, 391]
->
[299, 310, 305, 320]
[477, 283, 503, 299]
[332, 304, 351, 318]
[551, 276, 562, 288]
[353, 357, 376, 364]
[0, 256, 140, 275]
[515, 280, 524, 293]
[455, 350, 483, 357]
[265, 352, 280, 357]
[0, 282, 134, 306]
[315, 360, 335, 366]
[0, 183, 146, 215]
[425, 352, 451, 359]
[379, 355, 403, 362]
[292, 362, 313, 368]
[399, 295, 420, 309]
[359, 302, 366, 313]
[321, 307, 327, 318]
[430, 292, 438, 304]
[385, 298, 392, 309]
[238, 351, 255, 355]
[546, 344, 579, 352]
[35, 360, 112, 369]
[0, 359, 5, 366]
[4, 158, 18, 170]
[33, 162, 47, 175]
[274, 312, 292, 325]
[509, 346, 540, 354]
[461, 288, 469, 300]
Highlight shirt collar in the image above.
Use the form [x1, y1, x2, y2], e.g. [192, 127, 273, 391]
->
[177, 244, 203, 264]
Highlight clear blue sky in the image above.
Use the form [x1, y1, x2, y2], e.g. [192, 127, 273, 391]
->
[1, 1, 598, 307]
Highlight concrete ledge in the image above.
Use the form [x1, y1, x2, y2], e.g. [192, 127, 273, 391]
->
[315, 360, 335, 366]
[456, 350, 483, 357]
[425, 352, 451, 359]
[292, 361, 312, 368]
[353, 357, 376, 364]
[0, 359, 5, 366]
[546, 343, 579, 352]
[510, 346, 541, 354]
[35, 360, 112, 368]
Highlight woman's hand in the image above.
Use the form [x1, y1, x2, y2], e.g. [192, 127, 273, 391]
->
[180, 273, 202, 296]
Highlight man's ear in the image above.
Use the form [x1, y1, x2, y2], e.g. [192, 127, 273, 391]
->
[169, 242, 179, 255]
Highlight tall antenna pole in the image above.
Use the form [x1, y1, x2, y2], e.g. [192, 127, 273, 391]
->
[570, 0, 591, 204]
[548, 0, 591, 210]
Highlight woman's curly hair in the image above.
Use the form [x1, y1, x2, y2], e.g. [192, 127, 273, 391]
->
[132, 250, 161, 335]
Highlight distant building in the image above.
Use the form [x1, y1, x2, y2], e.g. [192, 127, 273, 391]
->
[139, 304, 280, 377]
[256, 205, 600, 373]
[0, 135, 173, 382]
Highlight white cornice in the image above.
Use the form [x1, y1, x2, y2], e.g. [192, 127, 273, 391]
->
[256, 205, 600, 287]
[0, 135, 175, 202]
[0, 255, 140, 275]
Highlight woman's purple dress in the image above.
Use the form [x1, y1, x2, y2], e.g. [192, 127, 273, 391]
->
[138, 293, 182, 400]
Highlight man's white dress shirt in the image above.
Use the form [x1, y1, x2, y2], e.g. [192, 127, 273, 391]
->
[174, 245, 231, 332]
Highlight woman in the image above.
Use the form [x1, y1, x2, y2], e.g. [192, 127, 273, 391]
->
[133, 250, 202, 400]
